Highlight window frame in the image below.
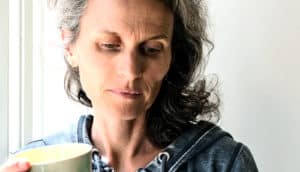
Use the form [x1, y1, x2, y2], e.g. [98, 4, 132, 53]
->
[0, 0, 9, 164]
[0, 0, 45, 163]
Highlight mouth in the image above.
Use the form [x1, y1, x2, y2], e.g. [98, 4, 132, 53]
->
[108, 89, 142, 99]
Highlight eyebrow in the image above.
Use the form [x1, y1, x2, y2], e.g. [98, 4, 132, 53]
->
[94, 29, 169, 41]
[95, 30, 119, 37]
[147, 34, 169, 40]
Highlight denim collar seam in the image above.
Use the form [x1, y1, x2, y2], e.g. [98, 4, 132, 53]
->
[168, 126, 218, 172]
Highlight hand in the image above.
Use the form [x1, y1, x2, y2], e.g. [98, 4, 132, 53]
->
[0, 159, 31, 172]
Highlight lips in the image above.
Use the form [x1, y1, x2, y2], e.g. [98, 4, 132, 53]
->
[108, 89, 142, 99]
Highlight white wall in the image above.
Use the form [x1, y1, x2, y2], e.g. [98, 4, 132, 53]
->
[208, 0, 300, 171]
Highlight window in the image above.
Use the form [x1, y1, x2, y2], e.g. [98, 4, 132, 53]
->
[42, 4, 90, 136]
[0, 0, 89, 163]
[0, 0, 9, 164]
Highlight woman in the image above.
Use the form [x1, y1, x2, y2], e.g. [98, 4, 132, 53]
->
[1, 0, 258, 171]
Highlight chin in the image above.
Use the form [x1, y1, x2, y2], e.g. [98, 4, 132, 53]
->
[107, 103, 147, 120]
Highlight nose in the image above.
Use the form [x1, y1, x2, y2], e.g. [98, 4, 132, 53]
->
[117, 51, 143, 80]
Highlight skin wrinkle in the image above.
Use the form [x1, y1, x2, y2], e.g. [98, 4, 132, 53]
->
[116, 0, 172, 42]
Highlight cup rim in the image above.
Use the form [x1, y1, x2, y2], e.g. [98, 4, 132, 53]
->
[11, 143, 92, 165]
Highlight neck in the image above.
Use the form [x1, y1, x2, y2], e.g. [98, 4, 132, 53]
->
[91, 110, 160, 171]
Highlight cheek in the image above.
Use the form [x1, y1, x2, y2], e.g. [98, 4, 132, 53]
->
[147, 53, 171, 82]
[77, 54, 110, 99]
[145, 55, 171, 95]
[147, 65, 169, 82]
[144, 63, 169, 110]
[78, 65, 98, 99]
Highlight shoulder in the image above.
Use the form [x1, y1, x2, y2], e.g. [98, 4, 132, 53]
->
[16, 125, 77, 153]
[227, 142, 259, 172]
[166, 122, 258, 171]
[187, 123, 258, 171]
[16, 115, 93, 153]
[198, 134, 257, 171]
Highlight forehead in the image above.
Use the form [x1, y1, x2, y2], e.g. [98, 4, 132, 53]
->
[80, 0, 174, 36]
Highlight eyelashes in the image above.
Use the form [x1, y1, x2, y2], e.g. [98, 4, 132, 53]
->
[97, 42, 164, 56]
[99, 43, 121, 52]
[140, 43, 163, 56]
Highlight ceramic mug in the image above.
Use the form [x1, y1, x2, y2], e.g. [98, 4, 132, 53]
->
[11, 143, 92, 172]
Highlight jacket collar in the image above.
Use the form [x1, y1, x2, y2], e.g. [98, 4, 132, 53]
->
[144, 121, 230, 172]
[77, 115, 231, 172]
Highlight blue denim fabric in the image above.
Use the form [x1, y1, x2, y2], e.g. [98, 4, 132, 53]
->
[19, 115, 258, 172]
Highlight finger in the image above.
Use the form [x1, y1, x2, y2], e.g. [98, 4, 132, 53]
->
[0, 159, 31, 172]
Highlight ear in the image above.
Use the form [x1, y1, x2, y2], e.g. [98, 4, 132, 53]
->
[61, 29, 78, 67]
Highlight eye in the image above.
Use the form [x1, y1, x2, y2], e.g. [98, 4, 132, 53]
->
[99, 43, 121, 51]
[141, 42, 163, 56]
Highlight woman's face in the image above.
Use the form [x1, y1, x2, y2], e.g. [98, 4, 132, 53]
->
[67, 0, 174, 120]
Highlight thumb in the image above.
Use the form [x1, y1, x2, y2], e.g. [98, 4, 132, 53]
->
[0, 159, 31, 172]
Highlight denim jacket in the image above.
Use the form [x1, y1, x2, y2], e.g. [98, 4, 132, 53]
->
[19, 115, 258, 172]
